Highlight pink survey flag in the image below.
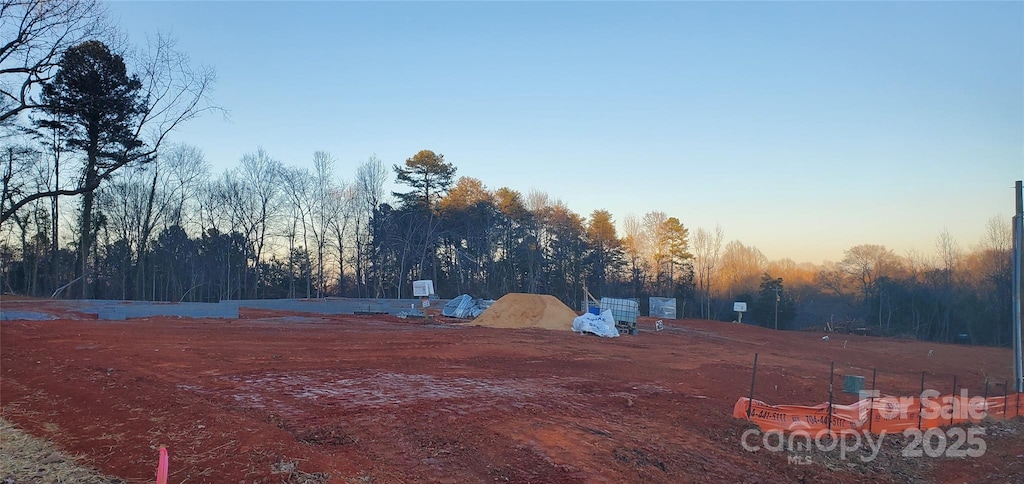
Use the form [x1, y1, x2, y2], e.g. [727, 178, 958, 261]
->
[156, 446, 169, 484]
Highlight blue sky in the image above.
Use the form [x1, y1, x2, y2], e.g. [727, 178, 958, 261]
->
[107, 1, 1023, 264]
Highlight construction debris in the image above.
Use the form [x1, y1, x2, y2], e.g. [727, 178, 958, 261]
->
[441, 294, 493, 319]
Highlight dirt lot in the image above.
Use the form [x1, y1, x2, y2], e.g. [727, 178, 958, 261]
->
[1, 298, 1022, 483]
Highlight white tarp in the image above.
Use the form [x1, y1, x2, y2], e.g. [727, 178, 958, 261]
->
[572, 309, 620, 338]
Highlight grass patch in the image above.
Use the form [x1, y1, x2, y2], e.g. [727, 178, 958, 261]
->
[0, 418, 125, 483]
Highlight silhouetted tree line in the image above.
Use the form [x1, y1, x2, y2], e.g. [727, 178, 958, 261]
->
[1, 1, 1016, 348]
[4, 133, 1015, 348]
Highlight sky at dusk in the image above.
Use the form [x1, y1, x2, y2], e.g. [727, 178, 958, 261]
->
[107, 1, 1023, 264]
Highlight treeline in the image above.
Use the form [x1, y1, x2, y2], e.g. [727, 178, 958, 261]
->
[0, 1, 1016, 348]
[1, 146, 699, 306]
[2, 141, 1017, 347]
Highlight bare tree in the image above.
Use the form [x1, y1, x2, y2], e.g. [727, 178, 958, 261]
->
[0, 143, 48, 294]
[966, 216, 1014, 345]
[935, 228, 962, 274]
[718, 240, 766, 299]
[816, 260, 848, 298]
[840, 244, 900, 303]
[622, 213, 648, 298]
[310, 151, 336, 297]
[203, 171, 242, 299]
[525, 189, 549, 214]
[523, 189, 554, 294]
[0, 0, 110, 124]
[235, 148, 283, 298]
[692, 224, 724, 318]
[199, 173, 232, 237]
[280, 165, 312, 298]
[132, 158, 176, 299]
[2, 0, 112, 294]
[934, 229, 962, 340]
[0, 143, 38, 231]
[96, 168, 145, 298]
[979, 215, 1012, 253]
[641, 211, 668, 290]
[162, 143, 208, 229]
[95, 144, 207, 299]
[326, 180, 352, 296]
[355, 155, 386, 218]
[2, 33, 218, 225]
[353, 155, 386, 296]
[838, 244, 903, 330]
[94, 151, 208, 301]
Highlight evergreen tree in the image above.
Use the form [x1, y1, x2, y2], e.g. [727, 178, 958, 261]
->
[39, 41, 146, 297]
[392, 150, 457, 211]
[754, 273, 796, 329]
[585, 209, 624, 296]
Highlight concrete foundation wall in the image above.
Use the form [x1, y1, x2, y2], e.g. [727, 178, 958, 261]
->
[94, 302, 239, 320]
[63, 298, 450, 321]
[228, 298, 448, 316]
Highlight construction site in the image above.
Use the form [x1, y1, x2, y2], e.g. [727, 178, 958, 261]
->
[1, 294, 1022, 483]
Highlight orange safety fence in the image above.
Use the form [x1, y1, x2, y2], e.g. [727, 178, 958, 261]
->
[734, 392, 1024, 434]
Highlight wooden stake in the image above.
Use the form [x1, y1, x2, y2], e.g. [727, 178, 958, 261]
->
[950, 375, 957, 426]
[868, 368, 877, 433]
[1005, 381, 1010, 420]
[917, 372, 925, 430]
[827, 361, 835, 433]
[746, 353, 759, 419]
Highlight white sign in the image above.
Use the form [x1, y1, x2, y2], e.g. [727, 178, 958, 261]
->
[413, 280, 434, 297]
[733, 302, 747, 312]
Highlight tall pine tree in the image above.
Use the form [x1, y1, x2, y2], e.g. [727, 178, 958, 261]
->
[392, 150, 456, 211]
[39, 41, 146, 297]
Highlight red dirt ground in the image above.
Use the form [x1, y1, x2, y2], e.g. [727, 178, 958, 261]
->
[1, 298, 1022, 483]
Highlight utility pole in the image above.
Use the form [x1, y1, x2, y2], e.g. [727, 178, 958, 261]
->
[1012, 180, 1022, 393]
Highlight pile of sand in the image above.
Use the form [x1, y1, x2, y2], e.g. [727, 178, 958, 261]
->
[472, 293, 576, 331]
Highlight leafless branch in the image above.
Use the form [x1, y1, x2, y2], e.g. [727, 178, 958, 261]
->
[1, 31, 220, 224]
[0, 0, 111, 123]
